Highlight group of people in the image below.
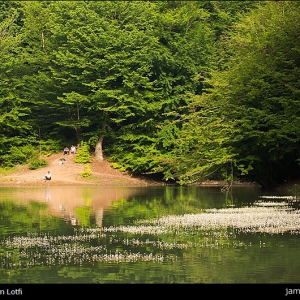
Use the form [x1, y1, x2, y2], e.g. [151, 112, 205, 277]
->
[44, 144, 79, 181]
[60, 144, 78, 165]
[64, 145, 77, 155]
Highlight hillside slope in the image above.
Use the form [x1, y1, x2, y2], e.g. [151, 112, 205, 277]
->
[0, 153, 155, 186]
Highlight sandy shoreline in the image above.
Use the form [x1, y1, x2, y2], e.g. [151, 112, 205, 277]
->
[0, 153, 295, 189]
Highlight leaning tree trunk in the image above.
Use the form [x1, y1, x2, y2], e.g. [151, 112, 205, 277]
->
[95, 135, 104, 161]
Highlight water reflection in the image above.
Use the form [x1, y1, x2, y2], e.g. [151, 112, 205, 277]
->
[0, 185, 299, 283]
[0, 185, 292, 225]
[0, 186, 148, 227]
[45, 186, 51, 201]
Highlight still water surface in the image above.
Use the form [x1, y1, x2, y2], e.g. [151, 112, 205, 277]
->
[0, 185, 299, 283]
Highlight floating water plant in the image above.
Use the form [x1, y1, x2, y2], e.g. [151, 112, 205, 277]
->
[1, 201, 300, 269]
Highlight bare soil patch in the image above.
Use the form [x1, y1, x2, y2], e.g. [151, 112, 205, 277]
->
[0, 153, 160, 187]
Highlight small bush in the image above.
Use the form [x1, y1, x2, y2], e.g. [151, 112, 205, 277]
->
[289, 184, 300, 196]
[38, 139, 63, 156]
[2, 144, 36, 167]
[75, 142, 91, 164]
[110, 162, 127, 172]
[80, 164, 92, 178]
[29, 158, 48, 170]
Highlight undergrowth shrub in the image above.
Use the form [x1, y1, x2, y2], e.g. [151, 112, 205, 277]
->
[1, 139, 62, 168]
[80, 163, 92, 178]
[110, 162, 127, 172]
[29, 158, 48, 170]
[289, 184, 300, 196]
[38, 139, 63, 156]
[2, 145, 36, 168]
[75, 142, 91, 164]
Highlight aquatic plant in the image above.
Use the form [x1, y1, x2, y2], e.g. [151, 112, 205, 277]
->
[1, 199, 300, 269]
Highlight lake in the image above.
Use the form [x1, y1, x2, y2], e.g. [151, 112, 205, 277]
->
[0, 184, 299, 288]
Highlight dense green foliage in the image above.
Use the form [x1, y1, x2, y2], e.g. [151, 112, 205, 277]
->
[0, 1, 299, 188]
[74, 142, 91, 164]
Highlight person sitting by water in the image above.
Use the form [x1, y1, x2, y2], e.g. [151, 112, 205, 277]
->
[63, 147, 69, 155]
[44, 171, 51, 181]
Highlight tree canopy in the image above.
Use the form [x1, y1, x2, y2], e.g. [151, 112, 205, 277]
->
[0, 1, 299, 189]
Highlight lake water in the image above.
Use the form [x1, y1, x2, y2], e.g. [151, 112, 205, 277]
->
[0, 184, 299, 287]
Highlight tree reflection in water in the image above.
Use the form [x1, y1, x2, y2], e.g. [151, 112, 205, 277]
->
[0, 186, 299, 283]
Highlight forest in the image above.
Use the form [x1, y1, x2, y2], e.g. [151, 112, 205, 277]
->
[0, 1, 300, 189]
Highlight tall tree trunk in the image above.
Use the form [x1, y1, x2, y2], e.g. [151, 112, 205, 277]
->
[95, 134, 104, 161]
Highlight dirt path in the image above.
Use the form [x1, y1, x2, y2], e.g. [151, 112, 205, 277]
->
[0, 153, 157, 187]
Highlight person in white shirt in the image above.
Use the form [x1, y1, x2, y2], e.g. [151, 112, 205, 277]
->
[44, 171, 51, 181]
[70, 145, 76, 154]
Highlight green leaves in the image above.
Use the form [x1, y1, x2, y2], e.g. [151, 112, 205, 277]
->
[1, 1, 299, 189]
[211, 1, 300, 188]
